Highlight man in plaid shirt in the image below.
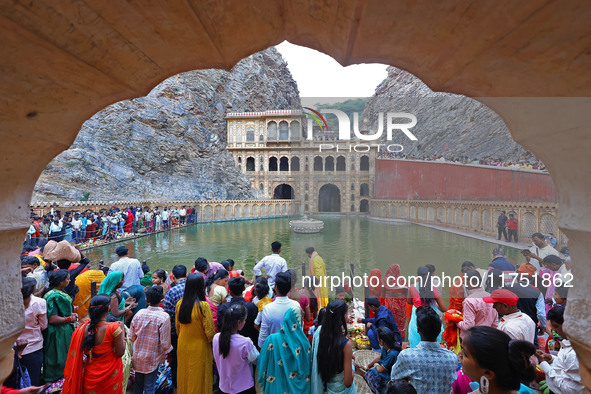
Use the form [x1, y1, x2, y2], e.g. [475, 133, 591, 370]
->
[129, 285, 172, 394]
[163, 264, 188, 389]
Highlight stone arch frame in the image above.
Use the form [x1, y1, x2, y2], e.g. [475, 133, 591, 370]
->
[360, 183, 370, 196]
[325, 156, 335, 171]
[214, 204, 223, 219]
[318, 183, 342, 213]
[360, 155, 370, 171]
[3, 4, 591, 384]
[267, 121, 278, 140]
[246, 126, 255, 141]
[273, 183, 295, 199]
[336, 156, 346, 171]
[279, 156, 289, 171]
[279, 120, 289, 140]
[246, 156, 255, 171]
[313, 156, 323, 171]
[268, 156, 278, 171]
[291, 156, 300, 171]
[290, 120, 301, 140]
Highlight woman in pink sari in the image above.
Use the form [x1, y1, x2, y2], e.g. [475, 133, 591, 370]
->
[382, 264, 408, 339]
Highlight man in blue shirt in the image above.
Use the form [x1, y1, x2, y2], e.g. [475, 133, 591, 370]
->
[163, 264, 187, 390]
[391, 306, 458, 393]
[359, 297, 402, 351]
[489, 247, 516, 272]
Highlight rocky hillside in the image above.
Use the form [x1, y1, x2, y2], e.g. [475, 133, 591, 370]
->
[362, 67, 536, 161]
[33, 48, 301, 202]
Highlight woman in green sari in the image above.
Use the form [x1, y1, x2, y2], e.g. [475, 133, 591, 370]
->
[43, 269, 78, 383]
[257, 308, 311, 394]
[98, 271, 132, 322]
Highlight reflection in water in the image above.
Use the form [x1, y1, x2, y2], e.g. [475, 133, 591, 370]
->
[85, 217, 521, 296]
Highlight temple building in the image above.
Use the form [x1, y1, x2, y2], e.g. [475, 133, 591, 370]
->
[226, 110, 375, 213]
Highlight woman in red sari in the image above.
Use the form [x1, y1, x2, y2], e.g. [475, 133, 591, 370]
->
[63, 295, 126, 394]
[382, 264, 408, 339]
[123, 209, 134, 233]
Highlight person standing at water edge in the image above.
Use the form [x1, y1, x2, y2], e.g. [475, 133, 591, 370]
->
[497, 211, 508, 241]
[253, 241, 287, 289]
[306, 246, 328, 308]
[507, 213, 519, 243]
[109, 245, 143, 291]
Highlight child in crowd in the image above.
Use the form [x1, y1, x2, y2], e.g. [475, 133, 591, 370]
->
[253, 277, 272, 312]
[213, 304, 259, 394]
[359, 327, 401, 394]
[151, 269, 170, 297]
[386, 379, 417, 394]
[308, 307, 326, 340]
[553, 285, 568, 306]
[221, 259, 253, 285]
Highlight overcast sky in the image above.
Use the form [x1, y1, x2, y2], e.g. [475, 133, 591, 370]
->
[275, 41, 388, 103]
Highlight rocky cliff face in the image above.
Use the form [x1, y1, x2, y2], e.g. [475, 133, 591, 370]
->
[33, 48, 301, 202]
[362, 67, 536, 160]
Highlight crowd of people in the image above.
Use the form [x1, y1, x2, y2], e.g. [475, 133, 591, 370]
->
[377, 152, 547, 172]
[4, 233, 587, 394]
[25, 205, 197, 246]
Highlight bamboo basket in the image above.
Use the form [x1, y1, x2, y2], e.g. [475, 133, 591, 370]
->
[353, 349, 380, 369]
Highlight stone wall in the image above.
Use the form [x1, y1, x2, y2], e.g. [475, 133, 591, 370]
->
[375, 159, 557, 203]
[369, 199, 564, 246]
[30, 199, 300, 222]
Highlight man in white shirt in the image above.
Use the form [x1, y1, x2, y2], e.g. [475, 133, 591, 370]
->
[71, 214, 83, 243]
[49, 219, 62, 241]
[535, 305, 589, 394]
[179, 207, 186, 225]
[253, 241, 288, 289]
[257, 271, 301, 348]
[109, 245, 143, 291]
[524, 232, 560, 270]
[484, 288, 536, 343]
[162, 208, 170, 229]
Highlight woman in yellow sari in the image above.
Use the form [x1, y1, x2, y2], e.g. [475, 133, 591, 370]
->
[176, 273, 215, 394]
[62, 294, 126, 394]
[73, 269, 106, 320]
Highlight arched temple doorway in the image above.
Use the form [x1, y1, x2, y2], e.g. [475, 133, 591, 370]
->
[318, 184, 341, 213]
[273, 184, 295, 199]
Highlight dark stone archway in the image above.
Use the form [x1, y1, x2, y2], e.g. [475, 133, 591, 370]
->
[318, 184, 341, 212]
[273, 183, 295, 199]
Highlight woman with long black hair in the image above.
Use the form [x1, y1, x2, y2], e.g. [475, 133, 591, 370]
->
[213, 304, 259, 394]
[311, 299, 355, 393]
[175, 273, 215, 394]
[42, 269, 77, 383]
[460, 326, 537, 394]
[407, 266, 446, 347]
[62, 295, 126, 393]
